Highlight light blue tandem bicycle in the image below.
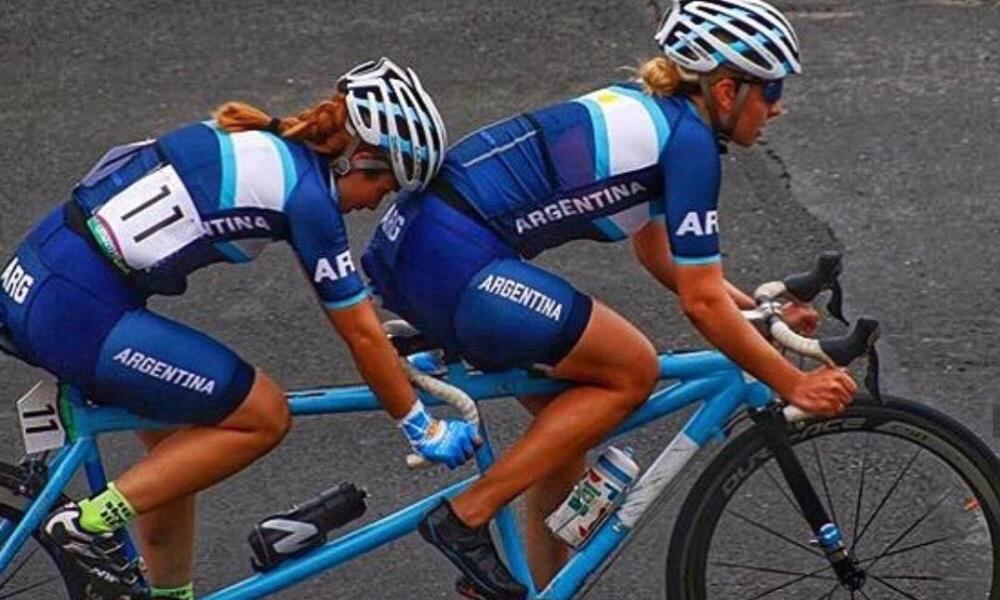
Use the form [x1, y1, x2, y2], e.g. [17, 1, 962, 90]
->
[1, 253, 999, 599]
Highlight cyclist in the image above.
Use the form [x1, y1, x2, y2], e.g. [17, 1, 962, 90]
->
[0, 58, 478, 599]
[363, 2, 857, 597]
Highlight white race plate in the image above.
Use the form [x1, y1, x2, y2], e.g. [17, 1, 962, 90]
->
[16, 380, 66, 454]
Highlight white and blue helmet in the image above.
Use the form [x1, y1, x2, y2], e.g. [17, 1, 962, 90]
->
[655, 0, 801, 81]
[338, 58, 447, 191]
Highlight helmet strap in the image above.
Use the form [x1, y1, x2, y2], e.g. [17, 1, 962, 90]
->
[722, 81, 752, 137]
[350, 157, 392, 172]
[331, 140, 393, 177]
[699, 76, 725, 139]
[331, 136, 361, 177]
[699, 75, 751, 144]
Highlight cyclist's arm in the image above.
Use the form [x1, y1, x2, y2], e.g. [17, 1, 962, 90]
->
[325, 300, 416, 419]
[675, 262, 803, 396]
[650, 114, 853, 411]
[632, 221, 754, 309]
[286, 178, 417, 419]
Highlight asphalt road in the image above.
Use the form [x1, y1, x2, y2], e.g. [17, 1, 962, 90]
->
[1, 1, 999, 598]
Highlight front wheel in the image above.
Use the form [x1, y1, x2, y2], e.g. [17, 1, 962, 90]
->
[666, 395, 1000, 600]
[0, 461, 88, 599]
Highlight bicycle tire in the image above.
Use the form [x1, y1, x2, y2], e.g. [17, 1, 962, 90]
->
[665, 395, 1000, 600]
[0, 461, 89, 600]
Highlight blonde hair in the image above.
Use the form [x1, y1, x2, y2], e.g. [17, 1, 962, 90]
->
[213, 95, 353, 155]
[638, 56, 742, 97]
[639, 56, 699, 97]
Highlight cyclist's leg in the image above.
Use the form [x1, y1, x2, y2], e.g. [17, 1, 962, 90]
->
[518, 393, 586, 587]
[114, 367, 288, 509]
[56, 308, 288, 588]
[133, 429, 195, 591]
[125, 370, 285, 597]
[451, 300, 658, 528]
[444, 257, 658, 523]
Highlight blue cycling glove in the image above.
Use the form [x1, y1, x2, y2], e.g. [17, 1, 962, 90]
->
[399, 401, 480, 469]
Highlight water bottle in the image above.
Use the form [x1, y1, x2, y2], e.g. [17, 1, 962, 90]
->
[248, 482, 367, 572]
[545, 446, 639, 548]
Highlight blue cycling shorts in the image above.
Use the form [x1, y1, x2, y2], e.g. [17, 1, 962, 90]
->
[363, 194, 593, 371]
[0, 205, 254, 425]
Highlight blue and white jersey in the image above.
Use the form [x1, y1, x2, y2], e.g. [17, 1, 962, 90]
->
[71, 122, 368, 309]
[441, 82, 722, 264]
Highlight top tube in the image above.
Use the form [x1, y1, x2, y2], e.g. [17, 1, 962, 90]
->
[61, 349, 746, 437]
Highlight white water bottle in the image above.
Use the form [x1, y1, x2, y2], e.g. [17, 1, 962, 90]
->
[545, 446, 640, 548]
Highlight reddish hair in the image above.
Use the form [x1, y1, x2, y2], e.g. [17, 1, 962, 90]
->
[213, 94, 352, 155]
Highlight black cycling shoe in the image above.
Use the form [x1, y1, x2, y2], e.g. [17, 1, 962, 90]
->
[44, 502, 148, 599]
[418, 501, 527, 600]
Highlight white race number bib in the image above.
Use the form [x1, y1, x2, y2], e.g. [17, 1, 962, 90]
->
[92, 165, 204, 270]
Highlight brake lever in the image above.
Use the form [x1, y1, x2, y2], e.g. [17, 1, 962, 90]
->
[826, 280, 848, 326]
[864, 343, 883, 404]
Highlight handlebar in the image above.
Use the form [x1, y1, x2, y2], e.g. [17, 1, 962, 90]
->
[783, 251, 842, 303]
[754, 251, 847, 324]
[383, 320, 481, 469]
[766, 316, 880, 368]
[749, 253, 882, 421]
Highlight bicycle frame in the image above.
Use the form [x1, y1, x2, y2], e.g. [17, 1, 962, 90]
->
[0, 349, 776, 599]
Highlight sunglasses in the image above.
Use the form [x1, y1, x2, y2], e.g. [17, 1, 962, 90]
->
[736, 78, 785, 105]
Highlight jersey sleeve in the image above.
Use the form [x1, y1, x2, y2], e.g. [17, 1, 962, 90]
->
[285, 176, 369, 310]
[658, 111, 722, 266]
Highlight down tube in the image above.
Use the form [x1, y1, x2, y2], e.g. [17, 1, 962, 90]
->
[541, 378, 747, 599]
[203, 477, 474, 600]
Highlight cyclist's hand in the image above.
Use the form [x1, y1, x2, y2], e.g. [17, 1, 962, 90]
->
[413, 419, 480, 469]
[399, 401, 480, 469]
[785, 367, 856, 416]
[780, 301, 819, 336]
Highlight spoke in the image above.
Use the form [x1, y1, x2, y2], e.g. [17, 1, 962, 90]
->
[811, 439, 840, 527]
[739, 530, 977, 600]
[854, 447, 923, 549]
[0, 576, 61, 599]
[711, 560, 836, 579]
[870, 572, 924, 600]
[762, 462, 805, 518]
[875, 574, 944, 582]
[850, 434, 870, 551]
[859, 535, 958, 563]
[876, 572, 987, 583]
[742, 562, 835, 600]
[726, 508, 824, 559]
[0, 547, 41, 590]
[867, 487, 952, 573]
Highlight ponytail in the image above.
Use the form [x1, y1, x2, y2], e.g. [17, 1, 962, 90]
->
[213, 94, 353, 155]
[638, 56, 699, 97]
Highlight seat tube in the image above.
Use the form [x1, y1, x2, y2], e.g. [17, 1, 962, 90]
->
[84, 442, 109, 494]
[474, 418, 537, 597]
[82, 438, 142, 560]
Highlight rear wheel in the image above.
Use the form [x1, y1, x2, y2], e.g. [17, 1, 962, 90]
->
[0, 461, 88, 599]
[666, 396, 1000, 599]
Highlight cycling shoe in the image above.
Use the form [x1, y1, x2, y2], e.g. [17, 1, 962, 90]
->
[45, 502, 148, 599]
[418, 500, 526, 600]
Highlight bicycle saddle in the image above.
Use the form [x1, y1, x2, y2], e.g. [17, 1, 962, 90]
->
[383, 320, 447, 358]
